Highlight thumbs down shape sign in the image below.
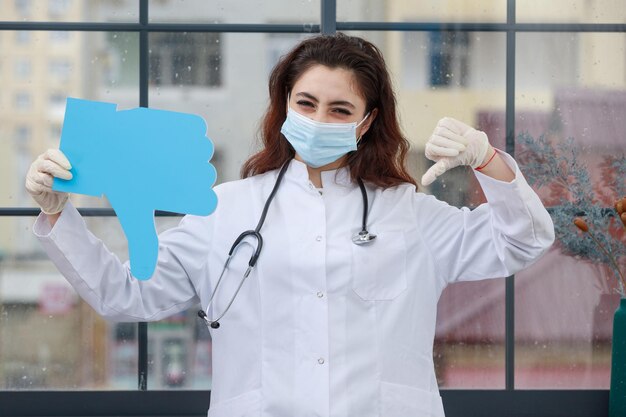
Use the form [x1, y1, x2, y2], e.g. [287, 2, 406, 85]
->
[53, 98, 218, 280]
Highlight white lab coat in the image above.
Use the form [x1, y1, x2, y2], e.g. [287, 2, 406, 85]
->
[34, 152, 554, 417]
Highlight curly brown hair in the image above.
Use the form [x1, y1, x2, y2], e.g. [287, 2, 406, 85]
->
[241, 33, 416, 189]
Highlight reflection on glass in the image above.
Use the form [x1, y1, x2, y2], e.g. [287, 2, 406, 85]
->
[0, 31, 138, 208]
[0, 24, 138, 389]
[150, 33, 222, 88]
[514, 33, 626, 388]
[0, 0, 138, 22]
[0, 213, 183, 390]
[148, 32, 310, 183]
[517, 0, 626, 23]
[148, 0, 319, 24]
[0, 216, 136, 390]
[388, 28, 506, 210]
[434, 280, 506, 388]
[338, 0, 506, 23]
[146, 309, 213, 389]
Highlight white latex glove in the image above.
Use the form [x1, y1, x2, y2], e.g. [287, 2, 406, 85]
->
[421, 117, 491, 187]
[25, 149, 73, 215]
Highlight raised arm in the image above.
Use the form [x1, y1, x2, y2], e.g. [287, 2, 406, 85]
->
[27, 149, 211, 322]
[33, 203, 212, 321]
[416, 152, 555, 285]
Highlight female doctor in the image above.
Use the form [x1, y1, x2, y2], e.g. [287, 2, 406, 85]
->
[26, 33, 554, 417]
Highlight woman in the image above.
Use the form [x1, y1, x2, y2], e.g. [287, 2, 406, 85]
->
[26, 33, 554, 417]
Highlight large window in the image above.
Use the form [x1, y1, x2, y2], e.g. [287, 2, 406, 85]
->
[1, 0, 624, 415]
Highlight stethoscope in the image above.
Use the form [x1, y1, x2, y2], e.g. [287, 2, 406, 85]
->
[198, 159, 376, 329]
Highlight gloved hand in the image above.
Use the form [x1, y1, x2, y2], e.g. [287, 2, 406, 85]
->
[421, 117, 492, 186]
[25, 149, 73, 215]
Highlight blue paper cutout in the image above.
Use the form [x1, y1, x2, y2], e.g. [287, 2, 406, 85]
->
[53, 98, 218, 280]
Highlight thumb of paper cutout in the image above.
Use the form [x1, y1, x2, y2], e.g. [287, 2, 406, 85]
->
[53, 98, 218, 280]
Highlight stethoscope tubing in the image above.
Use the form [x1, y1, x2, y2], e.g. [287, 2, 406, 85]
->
[200, 159, 375, 329]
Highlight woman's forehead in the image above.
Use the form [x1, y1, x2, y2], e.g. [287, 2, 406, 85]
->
[292, 65, 365, 104]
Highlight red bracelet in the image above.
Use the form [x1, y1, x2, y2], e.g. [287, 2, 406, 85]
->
[475, 149, 497, 171]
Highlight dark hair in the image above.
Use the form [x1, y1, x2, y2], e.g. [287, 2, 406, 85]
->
[241, 32, 417, 189]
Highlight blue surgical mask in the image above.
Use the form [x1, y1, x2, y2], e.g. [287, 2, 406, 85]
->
[280, 107, 370, 168]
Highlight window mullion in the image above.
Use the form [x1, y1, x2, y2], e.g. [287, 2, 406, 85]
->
[505, 0, 516, 392]
[138, 0, 149, 392]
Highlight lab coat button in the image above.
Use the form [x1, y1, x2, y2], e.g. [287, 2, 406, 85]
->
[317, 291, 324, 298]
[318, 358, 325, 364]
[316, 235, 323, 242]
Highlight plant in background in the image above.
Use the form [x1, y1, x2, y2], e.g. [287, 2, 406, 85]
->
[517, 132, 626, 296]
[573, 200, 626, 295]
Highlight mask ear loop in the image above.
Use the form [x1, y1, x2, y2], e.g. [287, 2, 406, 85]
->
[356, 112, 371, 146]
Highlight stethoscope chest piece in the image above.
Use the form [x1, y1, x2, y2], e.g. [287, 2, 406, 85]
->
[352, 230, 377, 245]
[352, 178, 376, 246]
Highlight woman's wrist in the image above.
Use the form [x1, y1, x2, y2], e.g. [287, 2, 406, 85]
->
[474, 147, 515, 182]
[475, 146, 497, 171]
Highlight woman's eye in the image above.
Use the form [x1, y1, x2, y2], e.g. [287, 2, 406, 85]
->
[333, 108, 352, 116]
[297, 100, 314, 108]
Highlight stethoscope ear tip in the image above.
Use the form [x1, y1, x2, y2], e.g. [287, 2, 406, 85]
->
[352, 231, 377, 245]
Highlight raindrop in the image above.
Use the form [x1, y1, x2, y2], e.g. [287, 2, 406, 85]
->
[187, 66, 191, 71]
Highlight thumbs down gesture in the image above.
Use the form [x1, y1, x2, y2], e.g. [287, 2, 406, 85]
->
[52, 98, 218, 280]
[421, 117, 491, 187]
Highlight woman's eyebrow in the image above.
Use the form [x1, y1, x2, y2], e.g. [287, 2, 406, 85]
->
[296, 91, 356, 109]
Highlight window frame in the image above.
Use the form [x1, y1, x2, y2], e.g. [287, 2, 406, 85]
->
[0, 0, 623, 415]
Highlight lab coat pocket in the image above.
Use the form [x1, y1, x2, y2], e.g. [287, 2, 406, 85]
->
[351, 231, 407, 301]
[207, 388, 262, 417]
[380, 381, 445, 417]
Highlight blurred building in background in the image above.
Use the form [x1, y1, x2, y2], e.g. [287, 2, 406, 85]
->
[0, 0, 624, 391]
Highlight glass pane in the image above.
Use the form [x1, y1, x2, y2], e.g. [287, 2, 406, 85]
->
[148, 0, 319, 25]
[338, 0, 506, 23]
[368, 30, 506, 198]
[146, 308, 213, 389]
[0, 31, 139, 208]
[514, 32, 626, 388]
[148, 32, 312, 183]
[0, 215, 148, 390]
[0, 0, 138, 22]
[435, 280, 506, 388]
[517, 0, 626, 24]
[346, 31, 507, 388]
